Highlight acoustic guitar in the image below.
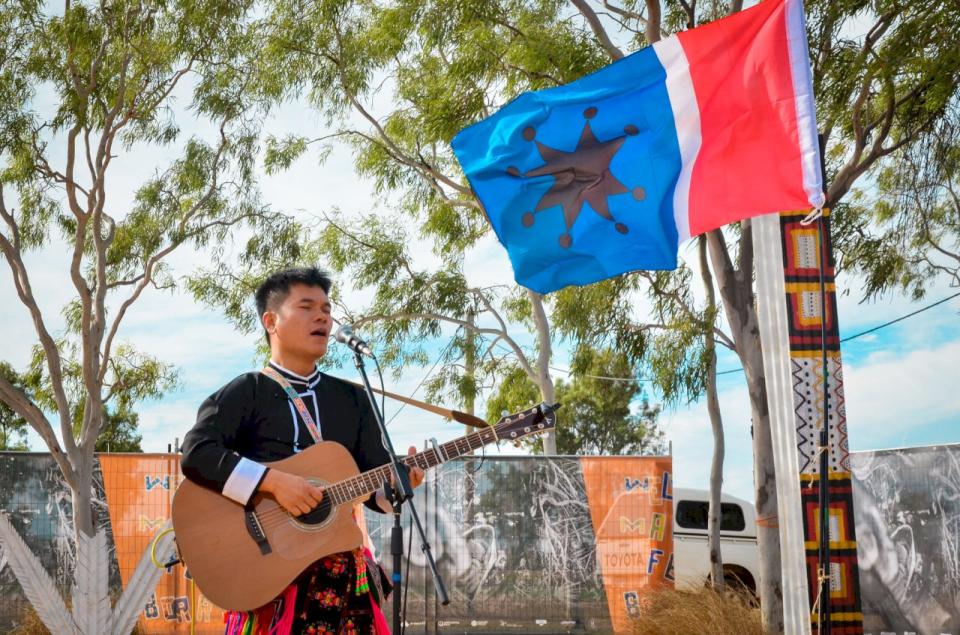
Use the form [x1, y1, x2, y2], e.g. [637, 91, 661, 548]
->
[171, 403, 557, 611]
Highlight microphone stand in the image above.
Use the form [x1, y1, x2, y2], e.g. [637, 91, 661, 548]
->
[352, 350, 449, 635]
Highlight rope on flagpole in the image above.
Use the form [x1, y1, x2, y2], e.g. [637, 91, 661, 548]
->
[800, 206, 824, 225]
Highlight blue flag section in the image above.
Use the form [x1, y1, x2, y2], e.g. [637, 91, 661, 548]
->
[452, 47, 682, 294]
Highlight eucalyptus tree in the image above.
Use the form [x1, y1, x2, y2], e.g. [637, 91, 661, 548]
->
[839, 107, 960, 299]
[553, 0, 960, 629]
[254, 0, 960, 630]
[486, 344, 665, 455]
[248, 0, 622, 453]
[0, 1, 289, 632]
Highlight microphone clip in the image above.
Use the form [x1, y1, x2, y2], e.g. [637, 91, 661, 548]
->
[334, 325, 374, 358]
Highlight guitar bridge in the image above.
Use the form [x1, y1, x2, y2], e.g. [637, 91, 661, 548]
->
[245, 507, 272, 555]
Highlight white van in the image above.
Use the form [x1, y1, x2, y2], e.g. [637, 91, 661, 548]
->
[672, 487, 760, 592]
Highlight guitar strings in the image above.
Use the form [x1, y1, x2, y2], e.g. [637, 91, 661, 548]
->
[252, 435, 473, 527]
[250, 426, 506, 530]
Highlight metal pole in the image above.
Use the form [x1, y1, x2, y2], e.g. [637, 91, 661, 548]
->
[816, 215, 831, 635]
[352, 351, 450, 635]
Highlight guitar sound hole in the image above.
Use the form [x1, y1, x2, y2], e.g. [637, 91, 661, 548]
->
[296, 496, 333, 526]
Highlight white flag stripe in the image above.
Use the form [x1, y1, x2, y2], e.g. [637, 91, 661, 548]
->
[784, 0, 825, 209]
[652, 36, 702, 244]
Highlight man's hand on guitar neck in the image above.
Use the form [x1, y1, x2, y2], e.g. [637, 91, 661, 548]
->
[375, 446, 425, 513]
[405, 446, 426, 490]
[258, 469, 325, 517]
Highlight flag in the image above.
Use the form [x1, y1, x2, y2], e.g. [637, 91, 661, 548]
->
[451, 0, 822, 294]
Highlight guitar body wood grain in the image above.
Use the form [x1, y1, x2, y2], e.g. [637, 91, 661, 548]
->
[172, 441, 366, 611]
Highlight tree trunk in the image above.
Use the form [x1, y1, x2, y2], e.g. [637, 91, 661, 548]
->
[539, 379, 558, 455]
[463, 310, 477, 581]
[527, 290, 557, 454]
[707, 382, 725, 592]
[707, 229, 784, 633]
[699, 238, 726, 592]
[745, 367, 783, 633]
[71, 448, 96, 539]
[464, 310, 477, 437]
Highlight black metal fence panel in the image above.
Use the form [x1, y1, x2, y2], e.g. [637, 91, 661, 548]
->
[0, 453, 673, 634]
[851, 443, 960, 635]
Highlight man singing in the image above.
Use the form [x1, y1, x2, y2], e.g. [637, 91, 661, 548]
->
[182, 266, 423, 634]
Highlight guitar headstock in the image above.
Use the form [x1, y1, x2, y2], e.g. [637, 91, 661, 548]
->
[492, 403, 559, 442]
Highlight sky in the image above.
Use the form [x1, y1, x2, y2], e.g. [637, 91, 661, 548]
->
[2, 61, 959, 507]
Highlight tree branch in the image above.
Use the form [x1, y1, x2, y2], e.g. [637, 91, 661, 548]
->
[527, 289, 555, 396]
[99, 120, 235, 387]
[352, 312, 537, 379]
[0, 375, 76, 487]
[602, 1, 645, 25]
[271, 30, 474, 205]
[0, 186, 80, 459]
[570, 0, 625, 60]
[644, 0, 662, 43]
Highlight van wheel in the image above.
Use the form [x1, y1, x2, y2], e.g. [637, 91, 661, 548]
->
[723, 565, 759, 603]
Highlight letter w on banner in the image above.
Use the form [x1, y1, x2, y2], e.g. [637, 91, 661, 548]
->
[452, 0, 822, 294]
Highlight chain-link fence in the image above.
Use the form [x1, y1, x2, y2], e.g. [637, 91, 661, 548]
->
[0, 452, 672, 634]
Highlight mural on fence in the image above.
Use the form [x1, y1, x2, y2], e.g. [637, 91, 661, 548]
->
[851, 444, 960, 635]
[0, 453, 120, 631]
[0, 452, 672, 633]
[364, 455, 674, 634]
[9, 445, 960, 634]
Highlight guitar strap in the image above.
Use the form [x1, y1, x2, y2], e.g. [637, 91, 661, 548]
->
[261, 366, 323, 443]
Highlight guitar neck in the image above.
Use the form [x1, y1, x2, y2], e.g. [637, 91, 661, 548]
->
[325, 424, 501, 507]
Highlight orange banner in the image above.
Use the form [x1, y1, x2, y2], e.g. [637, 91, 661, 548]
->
[580, 456, 674, 634]
[99, 454, 224, 634]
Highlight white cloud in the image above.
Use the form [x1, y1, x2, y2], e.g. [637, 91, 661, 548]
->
[661, 331, 960, 504]
[843, 340, 960, 450]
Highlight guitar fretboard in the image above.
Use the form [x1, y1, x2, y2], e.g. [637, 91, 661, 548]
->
[325, 424, 501, 506]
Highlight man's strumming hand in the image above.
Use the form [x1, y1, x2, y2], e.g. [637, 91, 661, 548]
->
[259, 469, 325, 516]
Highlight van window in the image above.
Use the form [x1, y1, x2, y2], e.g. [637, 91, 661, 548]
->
[675, 500, 746, 531]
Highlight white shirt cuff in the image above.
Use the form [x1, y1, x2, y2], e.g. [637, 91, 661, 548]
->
[221, 457, 267, 505]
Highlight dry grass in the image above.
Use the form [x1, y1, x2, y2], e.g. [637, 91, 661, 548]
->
[9, 604, 146, 635]
[629, 585, 765, 635]
[7, 604, 49, 635]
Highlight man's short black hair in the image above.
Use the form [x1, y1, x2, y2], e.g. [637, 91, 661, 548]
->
[255, 267, 333, 342]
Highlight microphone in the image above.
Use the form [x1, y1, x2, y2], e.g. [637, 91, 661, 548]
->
[333, 325, 374, 358]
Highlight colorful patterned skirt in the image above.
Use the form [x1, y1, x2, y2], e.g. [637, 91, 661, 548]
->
[223, 550, 389, 635]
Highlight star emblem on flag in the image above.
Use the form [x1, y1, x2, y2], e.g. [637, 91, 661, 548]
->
[506, 107, 646, 248]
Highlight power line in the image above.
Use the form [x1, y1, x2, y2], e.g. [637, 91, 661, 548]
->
[548, 365, 644, 383]
[839, 290, 960, 343]
[549, 291, 960, 381]
[384, 332, 462, 425]
[400, 291, 960, 390]
[715, 290, 960, 376]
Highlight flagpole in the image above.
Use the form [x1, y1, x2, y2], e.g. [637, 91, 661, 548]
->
[814, 133, 832, 635]
[754, 213, 812, 635]
[815, 212, 831, 635]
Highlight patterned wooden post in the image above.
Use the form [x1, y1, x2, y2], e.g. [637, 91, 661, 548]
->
[778, 209, 863, 634]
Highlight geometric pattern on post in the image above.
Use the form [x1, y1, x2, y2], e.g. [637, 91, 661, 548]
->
[780, 209, 863, 634]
